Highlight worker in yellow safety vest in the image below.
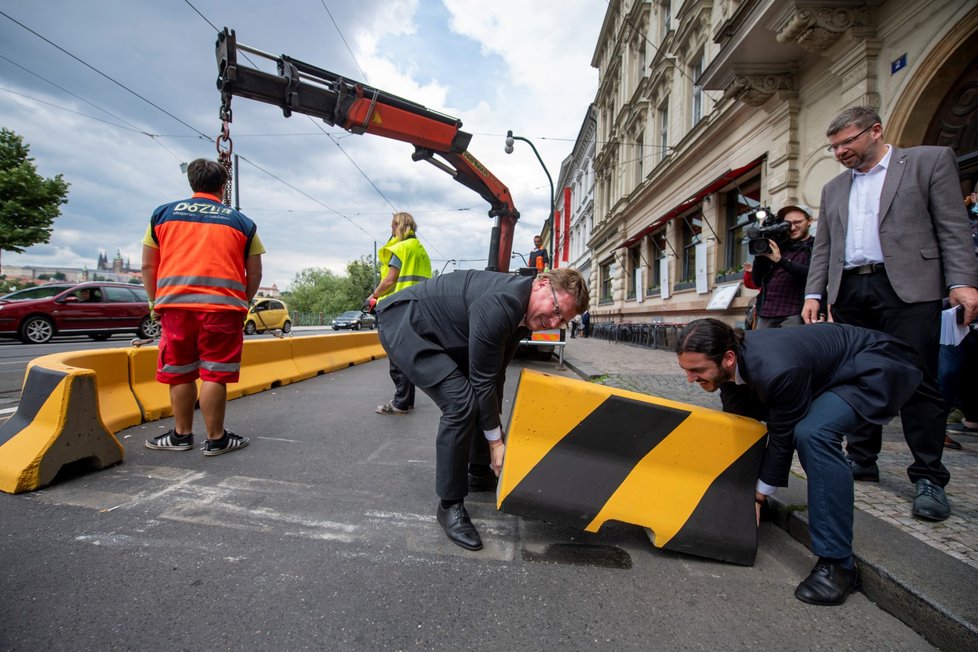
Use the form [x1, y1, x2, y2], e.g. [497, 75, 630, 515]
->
[369, 212, 432, 415]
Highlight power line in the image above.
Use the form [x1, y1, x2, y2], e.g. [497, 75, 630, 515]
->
[319, 0, 370, 83]
[0, 9, 212, 141]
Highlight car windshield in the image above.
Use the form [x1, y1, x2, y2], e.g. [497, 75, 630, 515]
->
[0, 284, 73, 301]
[338, 311, 362, 319]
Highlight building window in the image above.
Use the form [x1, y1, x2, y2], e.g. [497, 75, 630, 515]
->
[600, 259, 614, 303]
[724, 181, 762, 271]
[679, 215, 703, 283]
[626, 244, 641, 300]
[657, 99, 669, 164]
[648, 230, 666, 293]
[634, 130, 645, 186]
[691, 51, 704, 126]
[659, 1, 671, 42]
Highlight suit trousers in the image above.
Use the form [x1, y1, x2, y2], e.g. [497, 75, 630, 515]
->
[388, 360, 415, 410]
[831, 270, 948, 486]
[794, 391, 861, 559]
[417, 367, 491, 501]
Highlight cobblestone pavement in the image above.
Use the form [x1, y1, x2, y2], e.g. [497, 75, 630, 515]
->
[562, 335, 978, 570]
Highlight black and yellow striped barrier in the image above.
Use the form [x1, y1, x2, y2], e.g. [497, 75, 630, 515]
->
[0, 364, 123, 494]
[498, 370, 767, 565]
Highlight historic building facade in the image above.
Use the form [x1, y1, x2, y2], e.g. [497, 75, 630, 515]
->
[552, 105, 598, 284]
[588, 0, 978, 326]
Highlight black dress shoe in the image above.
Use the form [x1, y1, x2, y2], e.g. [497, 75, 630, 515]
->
[436, 502, 483, 551]
[468, 471, 498, 492]
[794, 560, 859, 606]
[847, 458, 880, 482]
[911, 478, 951, 521]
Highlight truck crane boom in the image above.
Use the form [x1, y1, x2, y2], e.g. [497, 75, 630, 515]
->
[215, 28, 520, 272]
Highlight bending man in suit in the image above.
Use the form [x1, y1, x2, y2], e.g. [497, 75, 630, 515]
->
[376, 268, 589, 551]
[677, 318, 920, 606]
[801, 106, 978, 522]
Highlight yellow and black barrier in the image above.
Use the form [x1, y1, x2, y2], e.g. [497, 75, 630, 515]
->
[0, 364, 123, 494]
[498, 370, 767, 565]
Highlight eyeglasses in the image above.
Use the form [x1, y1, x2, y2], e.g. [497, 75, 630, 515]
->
[825, 124, 876, 153]
[549, 282, 566, 327]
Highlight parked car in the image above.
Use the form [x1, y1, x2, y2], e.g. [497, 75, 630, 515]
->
[244, 298, 291, 334]
[0, 282, 160, 344]
[0, 284, 75, 302]
[331, 310, 376, 331]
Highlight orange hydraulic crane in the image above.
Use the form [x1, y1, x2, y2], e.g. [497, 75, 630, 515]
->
[215, 28, 520, 272]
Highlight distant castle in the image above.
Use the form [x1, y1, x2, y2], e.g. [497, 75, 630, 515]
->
[97, 249, 138, 275]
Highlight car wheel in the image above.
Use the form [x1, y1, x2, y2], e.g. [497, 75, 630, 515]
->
[139, 316, 162, 339]
[282, 320, 292, 333]
[244, 321, 257, 335]
[19, 316, 54, 344]
[89, 333, 111, 342]
[353, 322, 361, 331]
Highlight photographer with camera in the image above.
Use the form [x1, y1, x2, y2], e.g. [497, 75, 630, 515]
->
[744, 206, 814, 329]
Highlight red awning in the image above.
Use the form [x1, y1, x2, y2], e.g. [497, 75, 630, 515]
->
[618, 155, 766, 249]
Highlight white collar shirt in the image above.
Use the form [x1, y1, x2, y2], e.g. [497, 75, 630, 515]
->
[844, 145, 892, 268]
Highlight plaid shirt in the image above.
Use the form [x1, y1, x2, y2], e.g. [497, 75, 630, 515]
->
[750, 236, 813, 317]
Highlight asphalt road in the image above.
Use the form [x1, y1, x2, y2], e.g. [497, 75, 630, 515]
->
[0, 353, 934, 650]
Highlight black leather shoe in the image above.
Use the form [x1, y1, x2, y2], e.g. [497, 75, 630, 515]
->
[436, 502, 483, 551]
[847, 458, 879, 482]
[468, 471, 498, 492]
[911, 478, 950, 521]
[794, 560, 859, 606]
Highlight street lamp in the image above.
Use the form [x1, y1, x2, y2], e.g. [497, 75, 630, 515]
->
[505, 130, 555, 269]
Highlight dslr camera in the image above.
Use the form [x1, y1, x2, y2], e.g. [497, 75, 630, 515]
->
[745, 208, 792, 256]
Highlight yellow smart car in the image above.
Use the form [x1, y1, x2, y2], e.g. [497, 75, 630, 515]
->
[244, 298, 291, 334]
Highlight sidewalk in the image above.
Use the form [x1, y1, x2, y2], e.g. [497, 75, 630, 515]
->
[560, 335, 978, 650]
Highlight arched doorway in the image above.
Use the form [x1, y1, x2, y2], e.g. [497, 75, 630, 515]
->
[924, 52, 978, 192]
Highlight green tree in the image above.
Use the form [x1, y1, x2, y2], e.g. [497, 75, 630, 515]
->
[344, 255, 377, 307]
[52, 271, 66, 280]
[0, 128, 70, 270]
[287, 267, 349, 316]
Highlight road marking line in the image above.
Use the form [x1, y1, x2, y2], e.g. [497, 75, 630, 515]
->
[0, 407, 17, 415]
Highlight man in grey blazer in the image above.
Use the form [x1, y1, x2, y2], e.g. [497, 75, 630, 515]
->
[377, 268, 589, 550]
[802, 106, 978, 522]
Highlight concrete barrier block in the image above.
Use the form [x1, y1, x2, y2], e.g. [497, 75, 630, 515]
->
[290, 333, 386, 378]
[0, 365, 123, 494]
[498, 370, 767, 565]
[226, 337, 303, 400]
[30, 349, 142, 433]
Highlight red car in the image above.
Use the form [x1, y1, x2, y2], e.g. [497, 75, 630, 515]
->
[0, 282, 160, 344]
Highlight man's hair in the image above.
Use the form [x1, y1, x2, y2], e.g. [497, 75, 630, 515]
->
[675, 318, 743, 364]
[826, 106, 881, 137]
[541, 268, 590, 314]
[392, 212, 418, 241]
[776, 205, 812, 221]
[187, 158, 228, 194]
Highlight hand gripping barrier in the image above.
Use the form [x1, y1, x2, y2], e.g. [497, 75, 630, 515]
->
[497, 370, 767, 565]
[0, 363, 123, 494]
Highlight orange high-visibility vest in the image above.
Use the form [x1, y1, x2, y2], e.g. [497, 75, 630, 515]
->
[151, 192, 256, 312]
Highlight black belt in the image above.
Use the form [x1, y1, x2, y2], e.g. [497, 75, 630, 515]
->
[843, 263, 885, 275]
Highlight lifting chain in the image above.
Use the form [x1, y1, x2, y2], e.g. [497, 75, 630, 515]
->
[216, 118, 233, 207]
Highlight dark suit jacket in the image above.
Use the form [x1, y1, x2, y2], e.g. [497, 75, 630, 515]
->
[719, 323, 921, 487]
[377, 270, 532, 432]
[806, 146, 978, 304]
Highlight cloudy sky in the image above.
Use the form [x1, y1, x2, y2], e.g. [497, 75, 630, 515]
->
[0, 0, 607, 290]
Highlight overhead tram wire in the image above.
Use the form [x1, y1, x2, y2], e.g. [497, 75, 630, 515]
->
[0, 9, 212, 142]
[319, 0, 370, 83]
[0, 56, 187, 163]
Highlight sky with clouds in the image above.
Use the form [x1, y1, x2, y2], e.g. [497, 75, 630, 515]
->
[0, 0, 608, 289]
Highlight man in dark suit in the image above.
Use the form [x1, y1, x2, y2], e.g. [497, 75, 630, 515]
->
[377, 268, 589, 551]
[676, 318, 920, 605]
[802, 106, 978, 522]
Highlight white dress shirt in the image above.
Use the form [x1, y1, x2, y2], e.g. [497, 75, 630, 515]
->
[844, 145, 892, 268]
